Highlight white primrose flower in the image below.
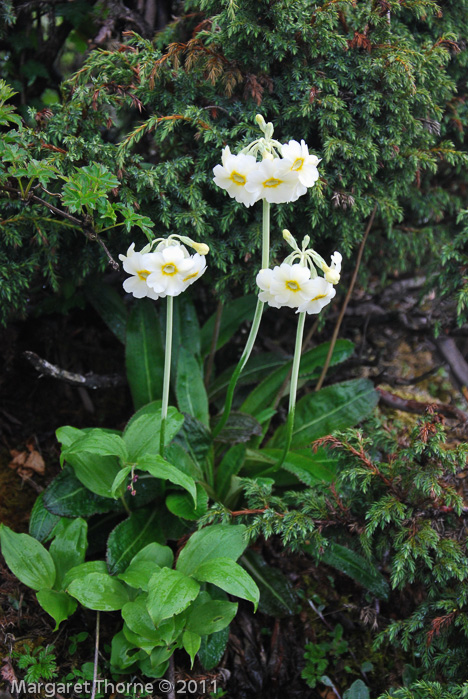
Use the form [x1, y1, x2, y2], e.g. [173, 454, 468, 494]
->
[280, 139, 321, 188]
[213, 146, 259, 207]
[146, 244, 195, 297]
[297, 277, 336, 315]
[257, 263, 316, 309]
[119, 244, 164, 300]
[245, 159, 301, 204]
[256, 268, 283, 308]
[322, 251, 342, 285]
[181, 253, 207, 288]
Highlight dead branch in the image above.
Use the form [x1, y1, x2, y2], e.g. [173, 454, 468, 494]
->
[377, 387, 468, 423]
[23, 352, 125, 389]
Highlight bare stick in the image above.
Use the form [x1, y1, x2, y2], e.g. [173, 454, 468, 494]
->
[90, 611, 100, 699]
[24, 351, 125, 389]
[315, 204, 378, 392]
[377, 387, 468, 423]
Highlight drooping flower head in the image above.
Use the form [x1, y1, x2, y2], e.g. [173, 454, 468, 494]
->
[120, 236, 209, 300]
[256, 229, 341, 314]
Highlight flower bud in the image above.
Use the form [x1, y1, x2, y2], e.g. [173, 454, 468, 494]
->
[324, 267, 340, 284]
[255, 114, 267, 130]
[191, 242, 210, 255]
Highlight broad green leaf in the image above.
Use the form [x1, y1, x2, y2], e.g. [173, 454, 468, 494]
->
[106, 508, 165, 575]
[49, 518, 88, 589]
[166, 485, 208, 521]
[174, 414, 212, 472]
[67, 572, 129, 611]
[186, 600, 238, 636]
[215, 444, 246, 500]
[36, 589, 77, 630]
[246, 447, 337, 484]
[118, 542, 173, 590]
[85, 280, 127, 344]
[200, 295, 257, 357]
[165, 442, 202, 480]
[182, 630, 201, 668]
[126, 299, 164, 409]
[122, 596, 161, 644]
[176, 346, 209, 425]
[137, 647, 172, 678]
[29, 493, 60, 542]
[172, 294, 202, 359]
[123, 406, 184, 460]
[303, 541, 389, 600]
[213, 412, 262, 444]
[137, 454, 197, 505]
[146, 568, 200, 625]
[110, 465, 133, 498]
[241, 550, 298, 616]
[62, 561, 108, 590]
[56, 427, 122, 498]
[343, 680, 370, 699]
[198, 627, 230, 671]
[111, 629, 145, 670]
[62, 429, 128, 463]
[241, 340, 355, 417]
[43, 466, 121, 517]
[0, 525, 56, 591]
[269, 379, 379, 448]
[209, 352, 285, 402]
[193, 558, 259, 609]
[176, 524, 247, 576]
[123, 623, 158, 655]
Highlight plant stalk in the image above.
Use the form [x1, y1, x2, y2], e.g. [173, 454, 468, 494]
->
[212, 200, 270, 438]
[160, 295, 173, 455]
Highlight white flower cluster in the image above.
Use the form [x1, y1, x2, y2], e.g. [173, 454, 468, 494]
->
[256, 231, 342, 315]
[119, 237, 209, 300]
[213, 116, 320, 206]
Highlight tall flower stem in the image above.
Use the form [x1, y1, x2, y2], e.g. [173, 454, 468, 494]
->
[160, 295, 173, 455]
[212, 200, 270, 439]
[278, 310, 307, 468]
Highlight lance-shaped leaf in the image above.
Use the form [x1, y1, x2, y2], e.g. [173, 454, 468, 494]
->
[67, 572, 129, 611]
[137, 454, 197, 505]
[126, 299, 165, 409]
[0, 525, 56, 591]
[176, 524, 247, 576]
[192, 557, 259, 610]
[146, 568, 200, 625]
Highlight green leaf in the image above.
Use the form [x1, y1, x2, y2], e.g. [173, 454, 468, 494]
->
[241, 550, 298, 616]
[123, 405, 184, 460]
[166, 485, 208, 520]
[198, 627, 230, 671]
[247, 447, 337, 484]
[56, 427, 122, 498]
[0, 525, 56, 591]
[111, 629, 145, 671]
[62, 561, 108, 590]
[186, 600, 238, 636]
[174, 414, 212, 472]
[29, 493, 60, 542]
[49, 518, 88, 589]
[85, 280, 127, 344]
[269, 379, 379, 448]
[176, 524, 247, 576]
[241, 340, 354, 417]
[303, 542, 389, 600]
[125, 299, 164, 409]
[122, 596, 161, 645]
[215, 444, 246, 500]
[137, 647, 172, 678]
[62, 429, 128, 463]
[36, 589, 77, 630]
[200, 295, 257, 357]
[182, 630, 201, 668]
[118, 542, 173, 590]
[343, 680, 370, 699]
[209, 352, 285, 402]
[67, 572, 129, 611]
[146, 568, 200, 625]
[137, 454, 197, 505]
[192, 558, 259, 610]
[106, 508, 165, 575]
[43, 466, 121, 517]
[213, 412, 262, 444]
[176, 347, 209, 425]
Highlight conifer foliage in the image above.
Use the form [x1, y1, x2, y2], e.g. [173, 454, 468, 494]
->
[0, 0, 468, 322]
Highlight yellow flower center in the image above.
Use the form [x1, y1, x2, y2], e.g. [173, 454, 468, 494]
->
[263, 177, 282, 188]
[286, 280, 300, 291]
[291, 157, 304, 171]
[230, 171, 246, 185]
[162, 263, 178, 276]
[311, 293, 327, 301]
[137, 269, 150, 281]
[183, 271, 199, 283]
